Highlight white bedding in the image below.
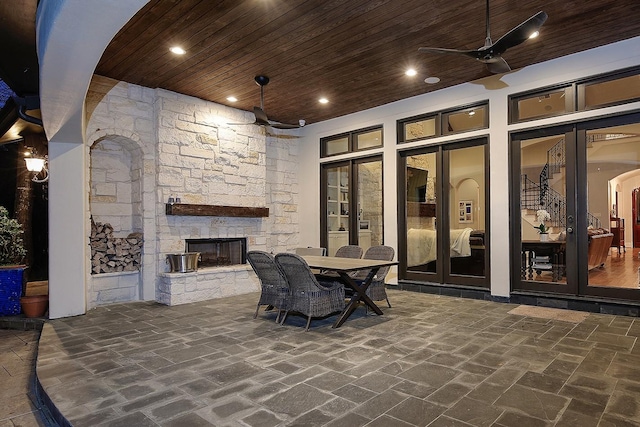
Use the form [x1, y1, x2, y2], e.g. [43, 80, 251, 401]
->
[407, 227, 474, 267]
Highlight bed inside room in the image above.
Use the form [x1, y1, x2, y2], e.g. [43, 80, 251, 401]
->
[405, 162, 486, 277]
[406, 224, 485, 275]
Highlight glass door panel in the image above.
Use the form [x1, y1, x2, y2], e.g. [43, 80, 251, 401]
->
[513, 114, 640, 301]
[406, 152, 438, 274]
[326, 164, 350, 256]
[585, 126, 640, 290]
[322, 156, 383, 257]
[518, 134, 570, 289]
[448, 145, 485, 277]
[356, 160, 383, 253]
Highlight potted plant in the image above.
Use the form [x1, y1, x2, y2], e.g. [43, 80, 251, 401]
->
[534, 209, 551, 241]
[0, 206, 27, 315]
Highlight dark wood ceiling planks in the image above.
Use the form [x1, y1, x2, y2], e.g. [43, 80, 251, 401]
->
[53, 1, 640, 126]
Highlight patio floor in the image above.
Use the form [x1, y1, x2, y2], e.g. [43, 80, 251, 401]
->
[35, 289, 640, 426]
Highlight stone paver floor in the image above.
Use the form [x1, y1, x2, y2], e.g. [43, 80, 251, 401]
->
[35, 290, 640, 426]
[0, 328, 50, 426]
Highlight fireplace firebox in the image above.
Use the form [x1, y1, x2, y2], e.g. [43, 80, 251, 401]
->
[185, 238, 247, 268]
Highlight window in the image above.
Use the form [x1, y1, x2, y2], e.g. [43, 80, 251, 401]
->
[324, 135, 349, 156]
[398, 102, 488, 143]
[402, 116, 437, 142]
[321, 157, 383, 256]
[443, 105, 488, 135]
[321, 126, 382, 158]
[510, 87, 572, 122]
[510, 66, 640, 124]
[580, 70, 640, 110]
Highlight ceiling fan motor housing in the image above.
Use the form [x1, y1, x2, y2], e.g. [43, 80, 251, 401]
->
[254, 75, 270, 86]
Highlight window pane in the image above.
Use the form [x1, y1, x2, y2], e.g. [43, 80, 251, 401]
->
[356, 129, 382, 150]
[449, 145, 485, 276]
[326, 165, 350, 256]
[406, 153, 437, 273]
[584, 73, 640, 108]
[520, 134, 567, 285]
[516, 90, 567, 121]
[445, 106, 487, 133]
[325, 137, 349, 156]
[357, 160, 383, 251]
[586, 127, 640, 289]
[404, 117, 436, 141]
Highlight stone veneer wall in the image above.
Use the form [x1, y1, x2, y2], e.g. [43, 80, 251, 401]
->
[85, 76, 300, 307]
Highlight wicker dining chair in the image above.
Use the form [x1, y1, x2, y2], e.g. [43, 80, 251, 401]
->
[334, 245, 363, 259]
[322, 245, 363, 276]
[274, 253, 345, 331]
[294, 247, 327, 256]
[247, 251, 290, 323]
[352, 245, 395, 308]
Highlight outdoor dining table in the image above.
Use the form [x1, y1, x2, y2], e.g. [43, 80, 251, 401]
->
[301, 255, 398, 328]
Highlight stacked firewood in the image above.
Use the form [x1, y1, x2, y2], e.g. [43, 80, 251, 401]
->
[90, 219, 143, 274]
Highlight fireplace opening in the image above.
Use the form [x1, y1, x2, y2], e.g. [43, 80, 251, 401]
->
[185, 238, 247, 268]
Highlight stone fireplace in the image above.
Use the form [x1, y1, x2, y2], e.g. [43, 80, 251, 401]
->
[185, 238, 247, 268]
[86, 78, 300, 309]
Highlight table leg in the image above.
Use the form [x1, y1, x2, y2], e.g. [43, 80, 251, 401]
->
[332, 268, 383, 328]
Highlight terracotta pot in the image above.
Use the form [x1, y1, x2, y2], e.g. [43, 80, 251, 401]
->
[20, 295, 49, 318]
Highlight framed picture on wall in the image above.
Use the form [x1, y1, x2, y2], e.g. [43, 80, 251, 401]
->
[459, 201, 473, 223]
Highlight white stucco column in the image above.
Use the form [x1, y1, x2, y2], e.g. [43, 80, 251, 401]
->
[488, 98, 511, 297]
[36, 0, 149, 318]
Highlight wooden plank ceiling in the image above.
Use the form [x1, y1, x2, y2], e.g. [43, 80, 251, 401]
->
[96, 0, 640, 126]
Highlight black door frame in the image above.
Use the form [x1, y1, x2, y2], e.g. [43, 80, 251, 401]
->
[320, 155, 383, 252]
[398, 137, 489, 288]
[510, 111, 640, 301]
[510, 123, 577, 295]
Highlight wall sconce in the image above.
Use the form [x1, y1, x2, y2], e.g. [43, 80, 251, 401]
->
[24, 149, 49, 183]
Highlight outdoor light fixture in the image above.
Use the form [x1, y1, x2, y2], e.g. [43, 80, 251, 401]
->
[25, 156, 45, 172]
[24, 149, 49, 183]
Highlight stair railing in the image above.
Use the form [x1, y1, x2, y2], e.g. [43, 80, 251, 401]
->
[522, 174, 601, 229]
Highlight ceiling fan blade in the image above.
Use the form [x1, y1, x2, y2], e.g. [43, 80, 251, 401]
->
[266, 131, 301, 139]
[253, 106, 301, 129]
[485, 56, 511, 74]
[269, 122, 301, 130]
[490, 11, 548, 55]
[418, 47, 480, 60]
[253, 106, 270, 126]
[231, 77, 304, 130]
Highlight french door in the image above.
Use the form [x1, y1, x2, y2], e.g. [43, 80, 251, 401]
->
[321, 156, 383, 256]
[398, 138, 489, 287]
[512, 112, 640, 301]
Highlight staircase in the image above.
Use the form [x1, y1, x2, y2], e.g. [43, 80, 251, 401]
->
[521, 138, 601, 230]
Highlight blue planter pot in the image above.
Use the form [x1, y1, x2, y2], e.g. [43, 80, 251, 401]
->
[0, 267, 25, 315]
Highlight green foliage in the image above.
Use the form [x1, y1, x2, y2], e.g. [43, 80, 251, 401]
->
[0, 206, 26, 265]
[534, 223, 548, 234]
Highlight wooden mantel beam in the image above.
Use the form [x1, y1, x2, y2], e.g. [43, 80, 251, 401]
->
[165, 203, 269, 218]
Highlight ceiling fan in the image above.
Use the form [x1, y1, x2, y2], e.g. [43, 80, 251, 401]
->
[229, 75, 304, 129]
[418, 0, 548, 74]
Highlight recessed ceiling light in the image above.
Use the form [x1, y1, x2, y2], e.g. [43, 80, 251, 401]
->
[424, 77, 440, 84]
[169, 46, 186, 55]
[226, 96, 238, 102]
[319, 98, 329, 104]
[469, 111, 476, 116]
[528, 31, 540, 39]
[405, 68, 417, 77]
